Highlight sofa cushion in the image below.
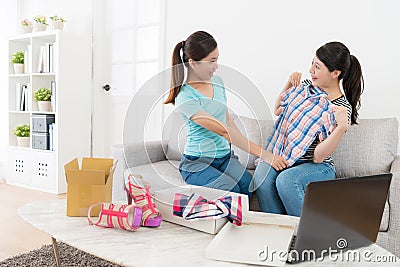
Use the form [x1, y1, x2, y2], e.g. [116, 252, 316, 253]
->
[332, 118, 398, 178]
[164, 111, 187, 161]
[231, 116, 276, 170]
[231, 116, 267, 169]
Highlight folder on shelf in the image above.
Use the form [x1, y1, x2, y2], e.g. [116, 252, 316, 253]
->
[15, 83, 22, 111]
[37, 45, 44, 73]
[43, 44, 48, 73]
[53, 123, 57, 151]
[19, 85, 28, 111]
[27, 44, 32, 73]
[51, 81, 56, 112]
[47, 122, 57, 151]
[23, 50, 28, 74]
[27, 83, 32, 111]
[22, 85, 28, 111]
[38, 43, 54, 73]
[19, 91, 24, 111]
[48, 43, 54, 73]
[49, 123, 54, 151]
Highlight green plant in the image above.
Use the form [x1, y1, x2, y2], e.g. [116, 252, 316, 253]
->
[34, 88, 51, 101]
[50, 16, 66, 22]
[13, 124, 30, 137]
[34, 15, 47, 25]
[22, 19, 32, 27]
[10, 51, 24, 64]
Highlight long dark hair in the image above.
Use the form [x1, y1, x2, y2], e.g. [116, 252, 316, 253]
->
[164, 31, 217, 105]
[316, 41, 364, 125]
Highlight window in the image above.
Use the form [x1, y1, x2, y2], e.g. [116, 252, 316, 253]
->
[108, 0, 165, 96]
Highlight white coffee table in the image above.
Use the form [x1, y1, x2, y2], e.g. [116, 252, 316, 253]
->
[18, 199, 400, 267]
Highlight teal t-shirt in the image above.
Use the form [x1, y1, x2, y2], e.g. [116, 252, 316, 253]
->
[175, 75, 230, 158]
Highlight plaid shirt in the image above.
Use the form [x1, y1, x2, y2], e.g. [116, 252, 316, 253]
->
[173, 193, 243, 226]
[265, 84, 336, 166]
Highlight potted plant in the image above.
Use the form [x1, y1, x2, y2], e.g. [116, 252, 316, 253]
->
[22, 19, 33, 34]
[10, 51, 24, 74]
[34, 87, 52, 111]
[13, 124, 30, 147]
[49, 16, 66, 30]
[33, 15, 48, 31]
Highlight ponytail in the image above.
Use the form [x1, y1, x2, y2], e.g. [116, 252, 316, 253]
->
[342, 55, 364, 125]
[164, 41, 185, 105]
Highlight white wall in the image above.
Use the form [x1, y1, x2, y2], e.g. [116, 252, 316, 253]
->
[21, 0, 92, 35]
[0, 0, 399, 172]
[164, 0, 400, 153]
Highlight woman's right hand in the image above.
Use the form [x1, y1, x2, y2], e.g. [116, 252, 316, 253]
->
[276, 72, 302, 114]
[287, 72, 302, 88]
[260, 150, 289, 171]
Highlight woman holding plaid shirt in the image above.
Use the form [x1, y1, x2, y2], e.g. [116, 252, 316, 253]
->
[164, 31, 288, 198]
[254, 41, 364, 216]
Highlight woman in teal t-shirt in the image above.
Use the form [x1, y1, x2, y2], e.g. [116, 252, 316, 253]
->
[164, 31, 287, 197]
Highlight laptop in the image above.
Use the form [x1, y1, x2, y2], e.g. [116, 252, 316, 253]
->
[287, 173, 392, 263]
[206, 173, 392, 266]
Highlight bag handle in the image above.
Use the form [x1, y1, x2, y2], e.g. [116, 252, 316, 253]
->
[87, 203, 102, 225]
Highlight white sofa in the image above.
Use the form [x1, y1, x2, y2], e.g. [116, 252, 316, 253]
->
[112, 112, 400, 257]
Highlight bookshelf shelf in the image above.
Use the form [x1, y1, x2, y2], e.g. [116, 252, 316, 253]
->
[8, 145, 31, 151]
[31, 111, 56, 115]
[7, 31, 91, 194]
[30, 148, 56, 154]
[9, 111, 30, 114]
[9, 74, 30, 78]
[31, 73, 56, 76]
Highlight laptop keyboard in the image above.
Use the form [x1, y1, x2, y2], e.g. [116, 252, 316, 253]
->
[289, 235, 297, 251]
[286, 235, 297, 264]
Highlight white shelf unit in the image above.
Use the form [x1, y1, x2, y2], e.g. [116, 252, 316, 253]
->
[7, 30, 91, 194]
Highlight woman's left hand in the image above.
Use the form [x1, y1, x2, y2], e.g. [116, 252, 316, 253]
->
[332, 105, 349, 130]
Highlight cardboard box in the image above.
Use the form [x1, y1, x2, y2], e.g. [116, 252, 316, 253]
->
[64, 157, 117, 217]
[154, 185, 249, 234]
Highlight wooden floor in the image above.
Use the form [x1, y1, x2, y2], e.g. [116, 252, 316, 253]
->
[0, 181, 65, 261]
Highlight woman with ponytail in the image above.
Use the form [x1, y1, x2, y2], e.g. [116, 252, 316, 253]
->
[165, 31, 286, 197]
[255, 41, 364, 216]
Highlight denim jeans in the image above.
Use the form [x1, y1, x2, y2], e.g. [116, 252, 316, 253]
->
[179, 151, 252, 198]
[253, 159, 335, 217]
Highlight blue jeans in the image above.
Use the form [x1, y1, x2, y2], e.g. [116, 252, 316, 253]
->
[179, 151, 252, 198]
[253, 160, 335, 217]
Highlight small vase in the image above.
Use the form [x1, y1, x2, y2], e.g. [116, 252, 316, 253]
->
[13, 63, 24, 74]
[22, 26, 33, 34]
[38, 101, 51, 112]
[17, 136, 30, 147]
[50, 21, 64, 30]
[34, 23, 47, 32]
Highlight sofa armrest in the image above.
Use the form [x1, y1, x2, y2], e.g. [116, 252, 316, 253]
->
[390, 155, 400, 173]
[388, 155, 400, 234]
[389, 156, 400, 219]
[112, 140, 166, 166]
[111, 140, 167, 202]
